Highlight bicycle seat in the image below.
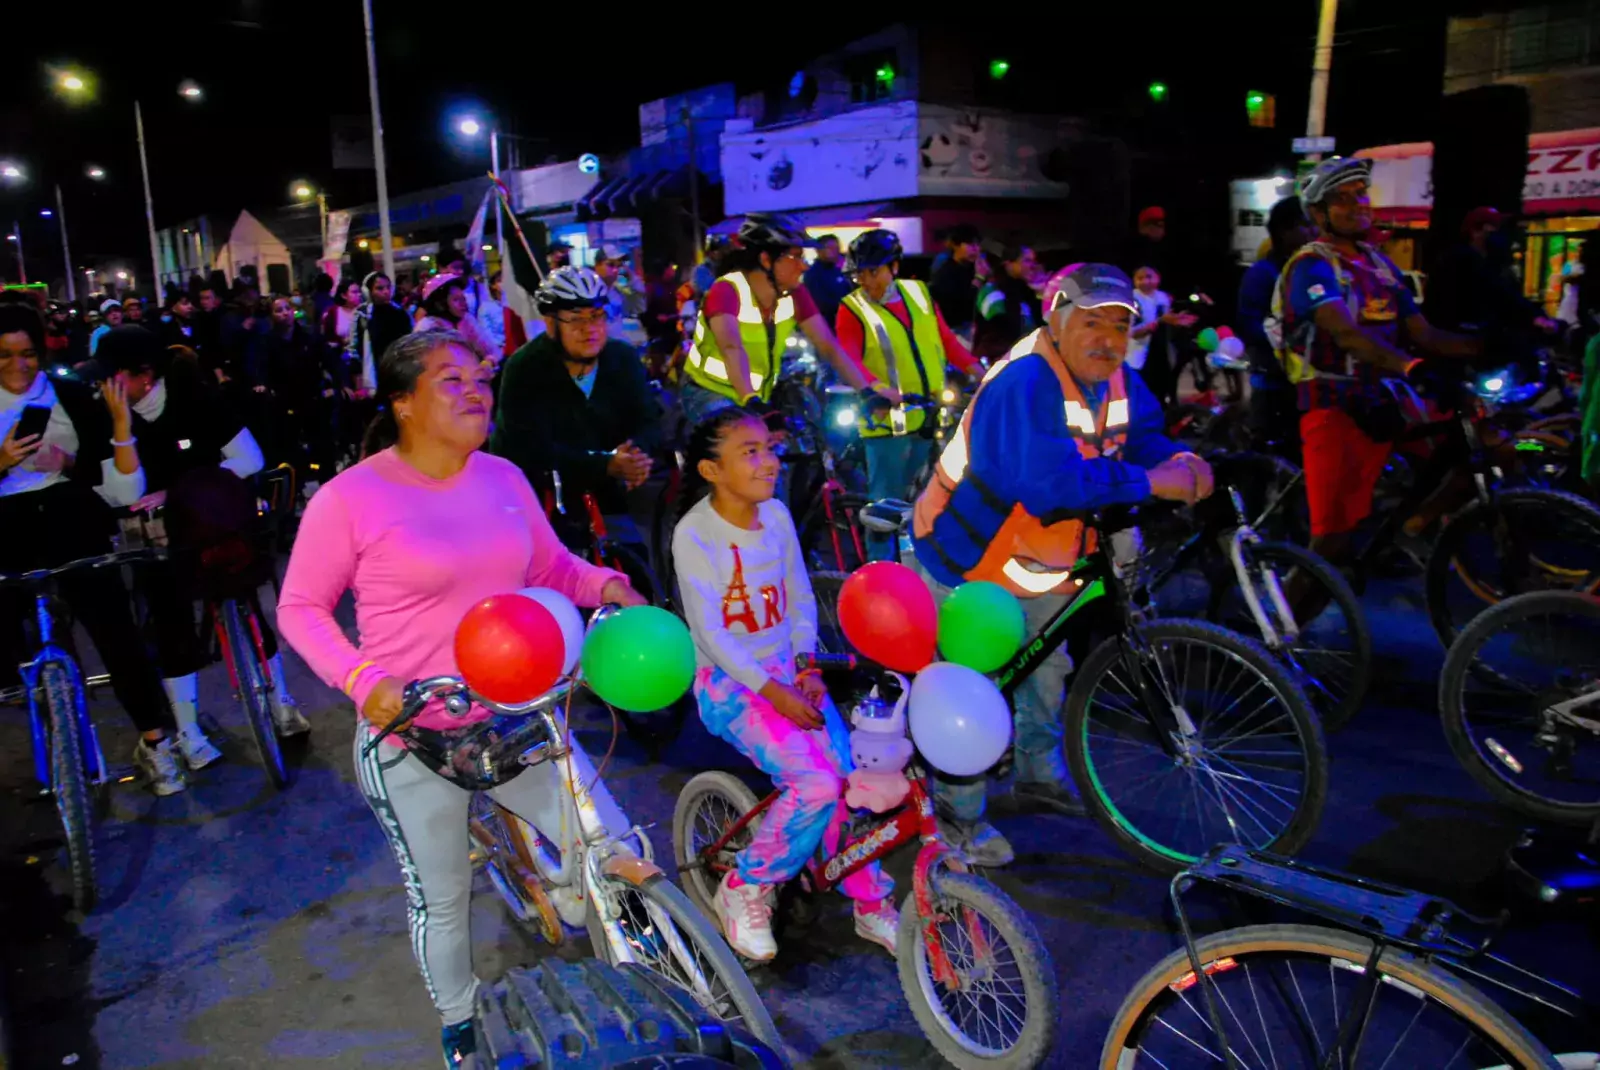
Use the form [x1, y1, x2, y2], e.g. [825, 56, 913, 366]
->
[859, 498, 914, 535]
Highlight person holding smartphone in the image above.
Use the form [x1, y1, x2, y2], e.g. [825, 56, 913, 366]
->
[0, 306, 188, 796]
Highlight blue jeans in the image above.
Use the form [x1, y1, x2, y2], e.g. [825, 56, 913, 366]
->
[909, 556, 1076, 823]
[862, 434, 924, 561]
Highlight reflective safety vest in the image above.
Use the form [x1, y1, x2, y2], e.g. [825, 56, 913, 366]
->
[913, 329, 1130, 598]
[841, 280, 946, 437]
[684, 272, 797, 403]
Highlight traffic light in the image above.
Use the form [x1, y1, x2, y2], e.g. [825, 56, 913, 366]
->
[1148, 81, 1168, 103]
[1246, 90, 1277, 128]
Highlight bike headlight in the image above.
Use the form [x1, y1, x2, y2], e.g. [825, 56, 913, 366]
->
[835, 407, 858, 428]
[1481, 375, 1506, 395]
[941, 387, 957, 404]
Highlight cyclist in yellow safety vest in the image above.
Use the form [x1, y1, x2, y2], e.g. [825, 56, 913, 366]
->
[681, 213, 881, 432]
[909, 264, 1217, 868]
[834, 229, 983, 560]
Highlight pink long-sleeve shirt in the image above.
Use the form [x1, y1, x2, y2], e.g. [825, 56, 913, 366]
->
[277, 447, 622, 733]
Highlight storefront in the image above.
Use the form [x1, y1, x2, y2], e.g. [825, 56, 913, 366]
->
[1359, 128, 1600, 313]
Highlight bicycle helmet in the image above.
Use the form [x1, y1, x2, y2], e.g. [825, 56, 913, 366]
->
[847, 229, 903, 272]
[534, 266, 608, 316]
[1300, 156, 1372, 208]
[736, 212, 814, 253]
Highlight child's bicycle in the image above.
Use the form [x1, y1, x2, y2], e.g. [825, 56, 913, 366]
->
[672, 652, 1060, 1070]
[363, 637, 782, 1056]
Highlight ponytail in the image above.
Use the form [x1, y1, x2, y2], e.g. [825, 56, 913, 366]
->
[676, 407, 759, 522]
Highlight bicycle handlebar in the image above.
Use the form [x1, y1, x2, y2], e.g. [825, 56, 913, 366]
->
[361, 673, 583, 757]
[0, 547, 165, 589]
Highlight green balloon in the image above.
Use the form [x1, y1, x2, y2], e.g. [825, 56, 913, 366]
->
[1197, 327, 1220, 352]
[581, 606, 697, 713]
[937, 581, 1026, 673]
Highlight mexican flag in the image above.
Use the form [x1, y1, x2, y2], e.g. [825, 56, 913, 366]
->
[491, 178, 545, 354]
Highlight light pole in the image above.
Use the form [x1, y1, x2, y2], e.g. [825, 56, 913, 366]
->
[457, 117, 504, 268]
[293, 182, 329, 254]
[6, 225, 24, 285]
[1305, 0, 1340, 163]
[362, 0, 396, 279]
[54, 186, 75, 301]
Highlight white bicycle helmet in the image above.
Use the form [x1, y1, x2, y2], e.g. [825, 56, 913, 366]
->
[1300, 156, 1372, 209]
[535, 266, 608, 316]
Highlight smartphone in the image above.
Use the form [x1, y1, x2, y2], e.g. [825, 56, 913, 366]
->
[14, 404, 52, 443]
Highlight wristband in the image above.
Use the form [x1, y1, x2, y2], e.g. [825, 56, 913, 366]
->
[343, 661, 376, 697]
[111, 436, 136, 448]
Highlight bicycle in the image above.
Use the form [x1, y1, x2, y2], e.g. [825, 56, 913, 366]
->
[363, 653, 782, 1056]
[673, 651, 1060, 1070]
[1127, 472, 1372, 732]
[865, 502, 1327, 875]
[1101, 845, 1584, 1068]
[1438, 589, 1600, 827]
[2, 548, 161, 913]
[1243, 367, 1600, 647]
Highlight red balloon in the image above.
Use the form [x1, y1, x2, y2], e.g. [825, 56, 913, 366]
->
[837, 562, 938, 673]
[454, 594, 565, 705]
[1216, 325, 1236, 340]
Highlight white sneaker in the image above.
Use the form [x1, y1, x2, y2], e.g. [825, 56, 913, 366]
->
[134, 737, 189, 796]
[853, 899, 900, 955]
[272, 697, 311, 737]
[713, 872, 777, 962]
[174, 725, 223, 770]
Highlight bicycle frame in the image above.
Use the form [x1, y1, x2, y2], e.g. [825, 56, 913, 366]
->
[213, 598, 275, 707]
[693, 770, 973, 989]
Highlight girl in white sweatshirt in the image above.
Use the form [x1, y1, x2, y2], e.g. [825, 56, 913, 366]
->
[671, 408, 896, 962]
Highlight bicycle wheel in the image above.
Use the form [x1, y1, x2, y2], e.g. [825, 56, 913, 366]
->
[468, 794, 564, 945]
[1099, 923, 1560, 1069]
[672, 771, 765, 920]
[1438, 590, 1600, 825]
[1426, 487, 1600, 648]
[43, 663, 97, 914]
[600, 544, 690, 756]
[586, 856, 783, 1055]
[221, 600, 288, 789]
[897, 869, 1059, 1070]
[809, 569, 852, 655]
[1208, 540, 1373, 733]
[1066, 619, 1327, 875]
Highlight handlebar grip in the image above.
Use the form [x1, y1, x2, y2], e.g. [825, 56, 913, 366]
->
[798, 652, 858, 672]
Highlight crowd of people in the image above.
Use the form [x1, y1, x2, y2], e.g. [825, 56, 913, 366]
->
[3, 153, 1593, 1067]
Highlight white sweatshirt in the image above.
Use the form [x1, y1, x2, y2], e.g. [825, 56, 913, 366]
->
[672, 495, 818, 694]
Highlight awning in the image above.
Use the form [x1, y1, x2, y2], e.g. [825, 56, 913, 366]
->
[578, 167, 692, 220]
[708, 202, 901, 235]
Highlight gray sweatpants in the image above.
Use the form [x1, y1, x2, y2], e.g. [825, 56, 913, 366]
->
[353, 722, 631, 1026]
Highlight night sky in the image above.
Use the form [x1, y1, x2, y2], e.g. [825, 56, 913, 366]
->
[2, 2, 1455, 286]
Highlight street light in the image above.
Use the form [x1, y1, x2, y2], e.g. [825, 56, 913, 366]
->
[178, 80, 202, 100]
[292, 180, 329, 256]
[116, 270, 128, 280]
[1, 164, 22, 180]
[86, 166, 105, 179]
[457, 117, 482, 137]
[61, 74, 85, 92]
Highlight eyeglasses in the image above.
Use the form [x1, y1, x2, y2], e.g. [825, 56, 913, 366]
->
[557, 311, 607, 328]
[778, 251, 806, 265]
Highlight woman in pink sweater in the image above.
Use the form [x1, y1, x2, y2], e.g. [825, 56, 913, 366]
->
[277, 329, 644, 1067]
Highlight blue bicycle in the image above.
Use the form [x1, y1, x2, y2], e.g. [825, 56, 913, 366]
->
[3, 548, 160, 913]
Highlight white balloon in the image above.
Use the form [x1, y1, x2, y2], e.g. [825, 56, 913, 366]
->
[515, 587, 584, 675]
[908, 662, 1012, 777]
[1218, 335, 1246, 359]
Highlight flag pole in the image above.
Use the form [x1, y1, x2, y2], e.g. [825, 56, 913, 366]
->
[489, 174, 545, 283]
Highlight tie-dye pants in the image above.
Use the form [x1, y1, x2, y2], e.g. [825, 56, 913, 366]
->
[693, 662, 894, 903]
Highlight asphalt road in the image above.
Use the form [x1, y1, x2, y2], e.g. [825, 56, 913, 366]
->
[2, 576, 1598, 1069]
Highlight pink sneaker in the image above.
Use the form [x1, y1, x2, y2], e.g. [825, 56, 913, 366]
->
[853, 897, 899, 954]
[713, 872, 777, 962]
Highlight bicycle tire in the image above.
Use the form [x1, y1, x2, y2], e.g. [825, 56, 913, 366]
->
[896, 869, 1059, 1070]
[222, 600, 288, 789]
[468, 794, 565, 945]
[1426, 487, 1600, 648]
[672, 771, 765, 920]
[1066, 619, 1327, 875]
[1438, 590, 1600, 825]
[1207, 539, 1372, 733]
[585, 857, 783, 1056]
[476, 958, 782, 1069]
[43, 662, 97, 914]
[1099, 923, 1561, 1069]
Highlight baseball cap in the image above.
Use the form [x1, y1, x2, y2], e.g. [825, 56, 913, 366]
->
[596, 243, 627, 263]
[1048, 263, 1138, 315]
[99, 298, 123, 314]
[1138, 206, 1166, 226]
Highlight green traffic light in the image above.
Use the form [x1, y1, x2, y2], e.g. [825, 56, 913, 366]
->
[1148, 81, 1168, 102]
[990, 58, 1010, 80]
